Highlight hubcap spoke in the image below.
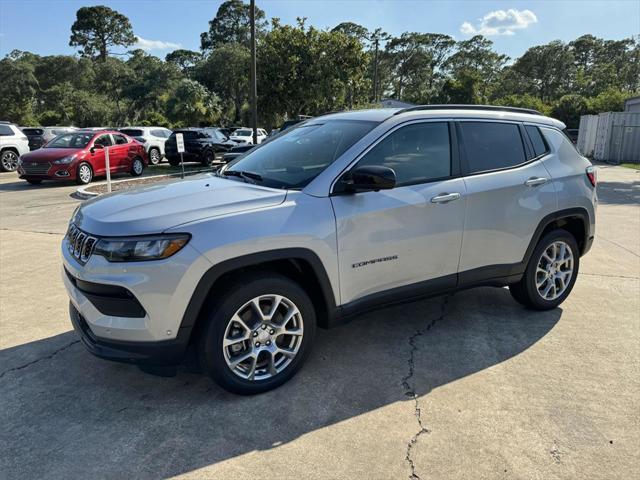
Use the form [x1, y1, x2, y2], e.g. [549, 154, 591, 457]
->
[536, 240, 574, 301]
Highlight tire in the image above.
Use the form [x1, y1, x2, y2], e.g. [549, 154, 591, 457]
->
[75, 162, 93, 185]
[201, 149, 214, 167]
[148, 148, 161, 165]
[509, 229, 580, 310]
[168, 156, 180, 167]
[0, 149, 19, 172]
[197, 272, 316, 395]
[131, 157, 144, 177]
[26, 178, 42, 185]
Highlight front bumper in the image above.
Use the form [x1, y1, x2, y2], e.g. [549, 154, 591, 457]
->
[69, 302, 190, 365]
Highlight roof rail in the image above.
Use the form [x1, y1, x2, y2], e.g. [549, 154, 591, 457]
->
[393, 104, 542, 116]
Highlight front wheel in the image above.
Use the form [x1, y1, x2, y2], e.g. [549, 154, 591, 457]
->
[510, 229, 580, 310]
[75, 162, 93, 185]
[198, 273, 316, 395]
[168, 156, 180, 167]
[201, 149, 214, 167]
[26, 178, 42, 185]
[131, 157, 144, 177]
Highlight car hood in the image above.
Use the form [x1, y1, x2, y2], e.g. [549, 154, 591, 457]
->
[74, 174, 287, 236]
[21, 148, 81, 162]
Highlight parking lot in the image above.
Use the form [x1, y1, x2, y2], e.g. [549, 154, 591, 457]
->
[0, 164, 638, 479]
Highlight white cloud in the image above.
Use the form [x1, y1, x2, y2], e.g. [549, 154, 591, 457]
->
[134, 36, 181, 51]
[460, 9, 538, 36]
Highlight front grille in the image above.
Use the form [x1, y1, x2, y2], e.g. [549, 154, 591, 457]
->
[22, 161, 51, 175]
[67, 224, 98, 264]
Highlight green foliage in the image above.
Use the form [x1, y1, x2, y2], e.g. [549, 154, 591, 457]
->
[165, 49, 202, 75]
[200, 0, 267, 51]
[166, 79, 221, 127]
[587, 88, 628, 113]
[491, 94, 551, 115]
[69, 6, 136, 61]
[551, 94, 590, 128]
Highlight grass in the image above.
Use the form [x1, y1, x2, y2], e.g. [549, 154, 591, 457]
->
[621, 163, 640, 171]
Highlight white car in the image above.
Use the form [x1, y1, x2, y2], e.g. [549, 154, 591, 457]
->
[229, 127, 267, 145]
[0, 121, 30, 172]
[119, 127, 173, 165]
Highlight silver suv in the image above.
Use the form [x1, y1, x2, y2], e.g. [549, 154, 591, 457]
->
[0, 121, 30, 171]
[63, 106, 597, 394]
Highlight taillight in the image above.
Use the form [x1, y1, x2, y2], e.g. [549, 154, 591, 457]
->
[586, 166, 597, 187]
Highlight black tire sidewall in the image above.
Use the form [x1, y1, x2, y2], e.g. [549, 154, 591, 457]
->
[201, 150, 214, 167]
[522, 229, 580, 310]
[168, 157, 180, 167]
[131, 157, 144, 176]
[1, 150, 18, 172]
[198, 273, 316, 395]
[149, 148, 161, 165]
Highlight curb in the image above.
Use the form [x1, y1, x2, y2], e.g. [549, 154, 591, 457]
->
[75, 168, 212, 200]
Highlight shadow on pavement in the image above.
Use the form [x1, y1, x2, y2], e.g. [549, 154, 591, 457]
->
[0, 287, 562, 478]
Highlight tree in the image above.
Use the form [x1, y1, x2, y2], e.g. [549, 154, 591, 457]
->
[200, 0, 267, 51]
[165, 49, 202, 75]
[552, 94, 589, 128]
[166, 79, 221, 127]
[0, 52, 39, 124]
[492, 94, 550, 115]
[69, 6, 136, 61]
[588, 88, 627, 113]
[331, 22, 369, 40]
[196, 44, 250, 123]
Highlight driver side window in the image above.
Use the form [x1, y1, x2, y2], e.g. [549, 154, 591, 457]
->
[356, 122, 451, 187]
[94, 134, 113, 147]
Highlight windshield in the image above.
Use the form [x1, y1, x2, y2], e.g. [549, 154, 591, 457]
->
[225, 119, 377, 189]
[234, 129, 252, 136]
[45, 132, 94, 148]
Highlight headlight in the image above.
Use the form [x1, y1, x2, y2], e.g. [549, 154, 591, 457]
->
[53, 154, 77, 165]
[93, 234, 190, 262]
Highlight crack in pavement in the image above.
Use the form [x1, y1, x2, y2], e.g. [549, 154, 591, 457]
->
[402, 295, 449, 480]
[596, 235, 640, 259]
[0, 228, 65, 236]
[0, 340, 80, 379]
[581, 272, 639, 280]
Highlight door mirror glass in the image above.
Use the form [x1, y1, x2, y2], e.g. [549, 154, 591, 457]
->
[343, 166, 396, 192]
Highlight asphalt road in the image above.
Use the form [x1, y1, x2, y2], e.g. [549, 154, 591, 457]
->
[0, 164, 638, 479]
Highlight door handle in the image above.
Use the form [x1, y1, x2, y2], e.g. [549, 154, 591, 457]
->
[430, 192, 461, 204]
[524, 177, 548, 187]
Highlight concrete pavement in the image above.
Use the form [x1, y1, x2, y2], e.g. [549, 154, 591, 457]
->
[0, 164, 638, 479]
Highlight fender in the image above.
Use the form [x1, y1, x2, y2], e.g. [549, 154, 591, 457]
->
[179, 248, 338, 332]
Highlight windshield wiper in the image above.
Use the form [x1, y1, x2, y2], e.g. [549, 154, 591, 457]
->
[222, 170, 263, 183]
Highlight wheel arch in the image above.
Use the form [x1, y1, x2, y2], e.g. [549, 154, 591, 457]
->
[181, 248, 338, 346]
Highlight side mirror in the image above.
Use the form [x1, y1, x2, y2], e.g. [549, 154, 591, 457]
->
[341, 166, 396, 193]
[90, 143, 104, 153]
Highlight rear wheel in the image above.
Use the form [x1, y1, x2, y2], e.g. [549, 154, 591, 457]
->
[148, 148, 161, 165]
[510, 229, 579, 310]
[0, 149, 19, 172]
[168, 156, 180, 167]
[201, 149, 214, 167]
[75, 162, 93, 185]
[131, 157, 144, 177]
[197, 273, 316, 395]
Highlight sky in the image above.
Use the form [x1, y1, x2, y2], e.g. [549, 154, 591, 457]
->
[0, 0, 638, 60]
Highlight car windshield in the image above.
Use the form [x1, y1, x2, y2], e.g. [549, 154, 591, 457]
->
[45, 132, 94, 148]
[224, 119, 377, 189]
[235, 129, 252, 136]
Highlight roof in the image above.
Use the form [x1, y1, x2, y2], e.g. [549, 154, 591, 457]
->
[316, 106, 565, 129]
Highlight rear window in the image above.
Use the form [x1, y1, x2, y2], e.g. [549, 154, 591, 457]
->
[460, 122, 526, 173]
[151, 129, 168, 138]
[120, 129, 144, 137]
[0, 125, 14, 136]
[235, 129, 252, 136]
[113, 134, 129, 145]
[22, 128, 44, 136]
[525, 125, 549, 158]
[173, 131, 202, 140]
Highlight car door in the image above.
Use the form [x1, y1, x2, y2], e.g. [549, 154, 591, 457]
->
[110, 133, 132, 171]
[90, 134, 113, 175]
[330, 120, 467, 305]
[456, 120, 557, 283]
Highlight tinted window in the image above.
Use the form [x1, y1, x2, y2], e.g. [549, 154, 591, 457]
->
[0, 125, 14, 136]
[525, 126, 549, 157]
[173, 131, 200, 140]
[357, 122, 451, 186]
[235, 129, 252, 136]
[226, 120, 377, 189]
[94, 134, 113, 147]
[22, 128, 44, 136]
[151, 129, 166, 138]
[120, 129, 144, 137]
[45, 132, 94, 148]
[460, 122, 526, 173]
[113, 134, 128, 145]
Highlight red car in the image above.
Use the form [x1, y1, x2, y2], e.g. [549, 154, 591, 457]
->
[17, 130, 148, 185]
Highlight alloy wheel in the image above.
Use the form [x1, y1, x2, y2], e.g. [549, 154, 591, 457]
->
[133, 159, 143, 174]
[535, 241, 574, 301]
[149, 149, 160, 165]
[222, 294, 304, 381]
[1, 151, 19, 171]
[78, 164, 92, 183]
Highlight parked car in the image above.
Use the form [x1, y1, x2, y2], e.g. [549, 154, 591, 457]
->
[21, 126, 78, 151]
[229, 127, 267, 144]
[18, 130, 147, 185]
[222, 144, 255, 163]
[62, 105, 596, 394]
[164, 127, 235, 166]
[0, 121, 30, 172]
[118, 126, 172, 165]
